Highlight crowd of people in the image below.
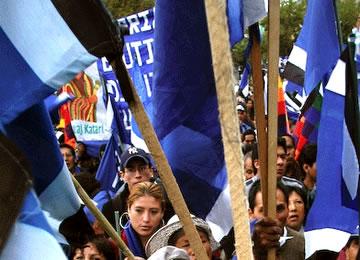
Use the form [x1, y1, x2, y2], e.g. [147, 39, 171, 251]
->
[55, 93, 358, 260]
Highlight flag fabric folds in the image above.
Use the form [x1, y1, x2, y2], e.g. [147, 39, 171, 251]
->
[0, 0, 97, 125]
[304, 47, 359, 258]
[95, 98, 124, 193]
[152, 0, 234, 239]
[283, 0, 340, 95]
[227, 0, 266, 46]
[1, 0, 122, 257]
[2, 103, 81, 223]
[1, 190, 67, 260]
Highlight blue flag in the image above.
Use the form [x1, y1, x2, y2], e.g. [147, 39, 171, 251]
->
[152, 0, 233, 239]
[95, 97, 124, 193]
[239, 63, 251, 97]
[0, 0, 121, 257]
[1, 190, 68, 260]
[2, 103, 81, 259]
[304, 48, 359, 258]
[284, 0, 340, 95]
[0, 1, 98, 125]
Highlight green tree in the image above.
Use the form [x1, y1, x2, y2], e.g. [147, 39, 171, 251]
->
[103, 0, 155, 18]
[337, 0, 360, 43]
[260, 0, 306, 60]
[232, 0, 360, 68]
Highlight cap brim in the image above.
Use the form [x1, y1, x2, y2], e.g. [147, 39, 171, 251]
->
[123, 155, 150, 169]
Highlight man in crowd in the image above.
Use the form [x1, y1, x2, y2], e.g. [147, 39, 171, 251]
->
[249, 180, 305, 259]
[102, 146, 174, 229]
[245, 138, 304, 194]
[60, 143, 81, 175]
[297, 144, 317, 208]
[237, 102, 256, 135]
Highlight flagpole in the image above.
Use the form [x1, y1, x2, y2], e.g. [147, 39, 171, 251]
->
[110, 57, 209, 260]
[70, 175, 136, 259]
[267, 0, 280, 259]
[249, 23, 269, 212]
[203, 0, 253, 258]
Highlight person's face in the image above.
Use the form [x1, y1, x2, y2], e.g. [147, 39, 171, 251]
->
[238, 110, 247, 122]
[246, 99, 254, 110]
[250, 189, 288, 229]
[250, 191, 264, 219]
[346, 239, 359, 260]
[121, 158, 153, 191]
[275, 189, 289, 228]
[243, 134, 255, 145]
[128, 195, 164, 240]
[82, 242, 106, 260]
[75, 143, 86, 159]
[244, 157, 255, 180]
[286, 191, 305, 231]
[175, 230, 212, 260]
[60, 147, 76, 171]
[283, 136, 295, 158]
[276, 146, 287, 178]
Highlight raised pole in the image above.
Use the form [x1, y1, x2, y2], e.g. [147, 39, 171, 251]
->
[267, 0, 280, 259]
[203, 0, 253, 259]
[70, 175, 135, 259]
[249, 23, 269, 212]
[110, 57, 209, 260]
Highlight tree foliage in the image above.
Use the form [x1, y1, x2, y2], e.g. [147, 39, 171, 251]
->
[104, 0, 359, 69]
[103, 0, 155, 18]
[232, 0, 360, 69]
[337, 0, 360, 43]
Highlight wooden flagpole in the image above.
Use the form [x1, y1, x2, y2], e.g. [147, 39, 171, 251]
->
[249, 24, 269, 213]
[203, 0, 253, 259]
[71, 175, 136, 259]
[110, 57, 209, 260]
[267, 0, 280, 259]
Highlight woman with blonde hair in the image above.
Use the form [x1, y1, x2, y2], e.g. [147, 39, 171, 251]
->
[121, 182, 165, 258]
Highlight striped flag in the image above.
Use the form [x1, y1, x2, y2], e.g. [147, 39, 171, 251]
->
[0, 0, 122, 258]
[283, 0, 340, 95]
[293, 84, 323, 160]
[304, 46, 359, 258]
[2, 103, 81, 259]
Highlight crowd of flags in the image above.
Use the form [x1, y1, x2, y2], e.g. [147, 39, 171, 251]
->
[1, 0, 359, 259]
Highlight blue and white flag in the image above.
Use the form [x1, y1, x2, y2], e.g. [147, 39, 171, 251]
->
[2, 103, 81, 259]
[0, 0, 99, 125]
[304, 47, 359, 258]
[239, 63, 251, 97]
[1, 190, 67, 260]
[284, 0, 340, 95]
[152, 0, 260, 240]
[0, 0, 121, 257]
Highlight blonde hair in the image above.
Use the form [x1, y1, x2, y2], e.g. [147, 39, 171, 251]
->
[127, 182, 165, 211]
